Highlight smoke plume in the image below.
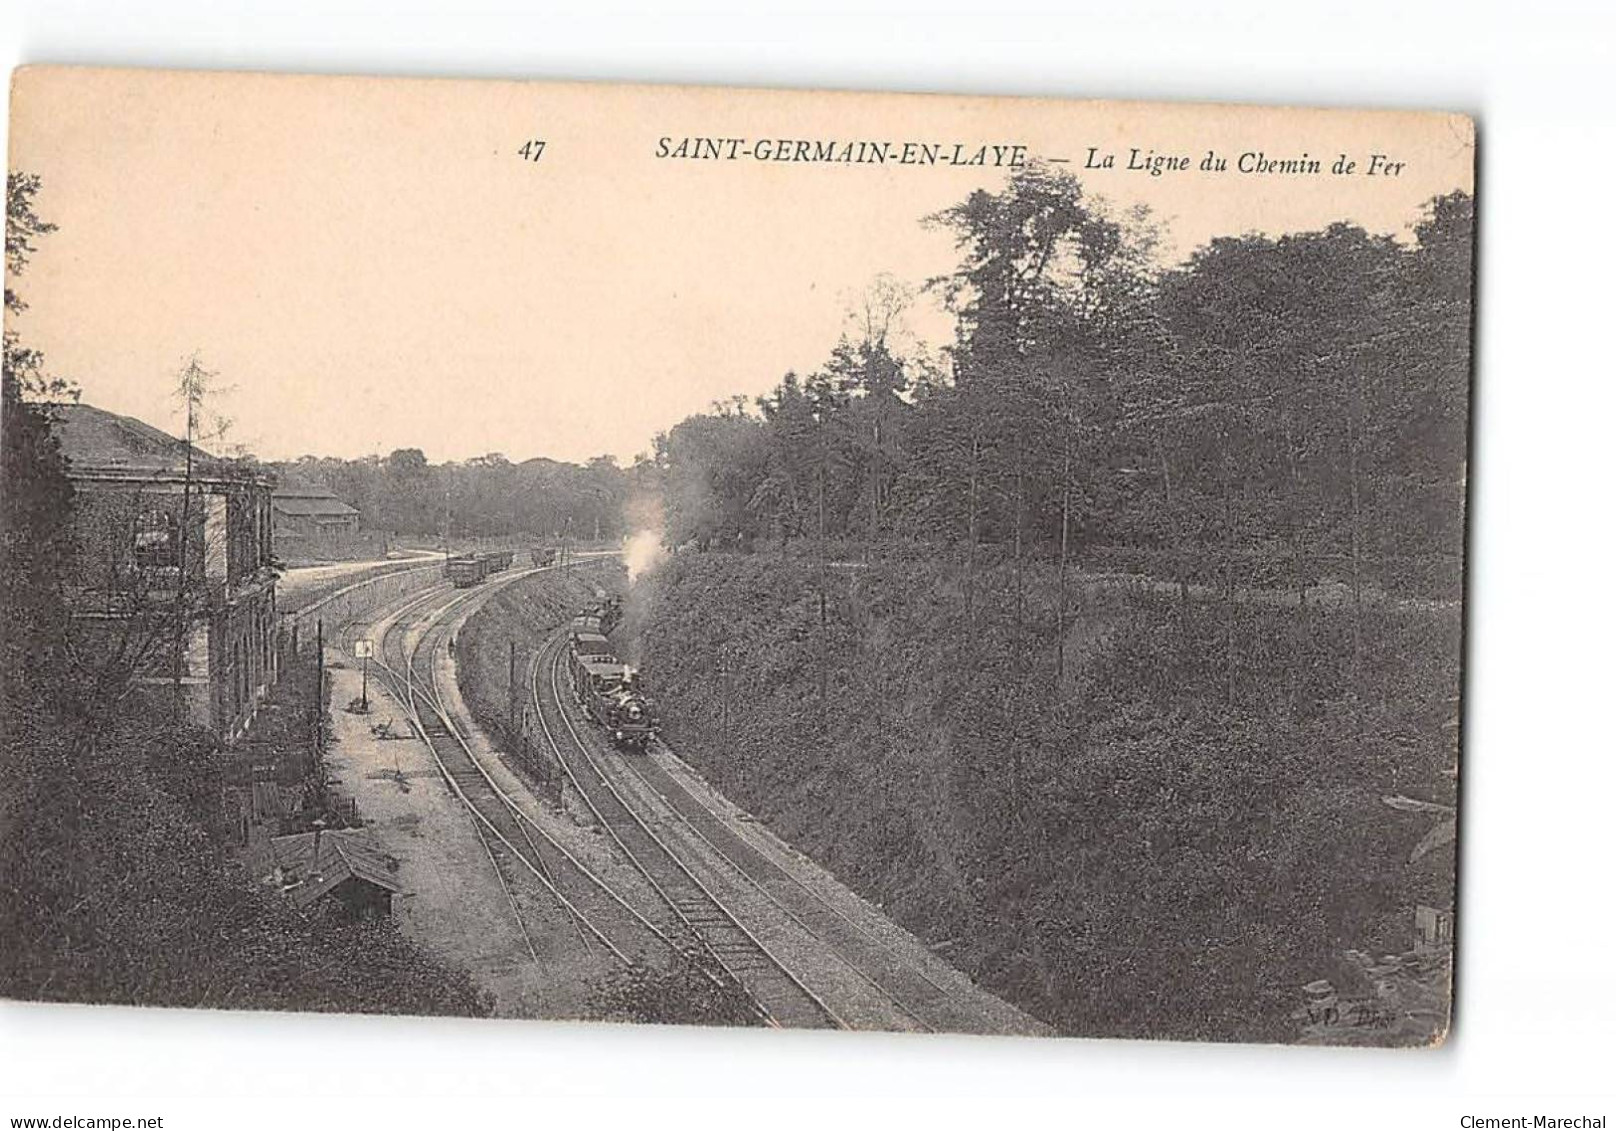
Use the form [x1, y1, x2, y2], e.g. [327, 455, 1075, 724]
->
[624, 527, 666, 583]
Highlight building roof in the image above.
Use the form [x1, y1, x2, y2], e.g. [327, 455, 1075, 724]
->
[269, 829, 402, 909]
[272, 493, 360, 518]
[48, 402, 232, 479]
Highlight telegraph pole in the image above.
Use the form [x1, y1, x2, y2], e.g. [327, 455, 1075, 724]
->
[355, 638, 373, 712]
[441, 486, 450, 556]
[508, 640, 518, 742]
[719, 646, 731, 752]
[314, 619, 325, 755]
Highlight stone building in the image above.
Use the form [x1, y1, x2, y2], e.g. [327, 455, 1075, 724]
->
[271, 484, 361, 540]
[51, 403, 279, 743]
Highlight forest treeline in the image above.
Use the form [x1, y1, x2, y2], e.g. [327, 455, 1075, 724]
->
[655, 166, 1471, 609]
[633, 166, 1470, 1042]
[270, 448, 647, 543]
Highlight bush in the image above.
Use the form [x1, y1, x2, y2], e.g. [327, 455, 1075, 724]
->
[635, 551, 1459, 1042]
[588, 950, 761, 1028]
[1, 695, 490, 1018]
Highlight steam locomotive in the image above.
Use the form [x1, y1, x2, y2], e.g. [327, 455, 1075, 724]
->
[567, 602, 655, 751]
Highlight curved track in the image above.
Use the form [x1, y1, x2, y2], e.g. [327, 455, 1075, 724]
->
[533, 626, 1028, 1034]
[325, 562, 1026, 1033]
[530, 631, 844, 1030]
[368, 575, 680, 972]
[614, 732, 1000, 1033]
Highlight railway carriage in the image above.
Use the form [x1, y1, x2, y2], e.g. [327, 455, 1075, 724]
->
[447, 549, 514, 586]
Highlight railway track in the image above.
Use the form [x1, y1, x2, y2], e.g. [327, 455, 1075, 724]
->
[535, 624, 1021, 1034]
[614, 740, 1001, 1033]
[324, 578, 571, 975]
[329, 562, 1001, 1032]
[342, 579, 553, 969]
[530, 632, 845, 1031]
[367, 576, 683, 975]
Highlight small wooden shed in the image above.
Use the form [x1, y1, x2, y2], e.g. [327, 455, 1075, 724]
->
[269, 829, 403, 919]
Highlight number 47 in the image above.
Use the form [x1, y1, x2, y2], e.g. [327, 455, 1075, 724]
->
[517, 140, 546, 162]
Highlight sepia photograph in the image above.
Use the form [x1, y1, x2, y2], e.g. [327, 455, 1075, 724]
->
[1, 66, 1475, 1053]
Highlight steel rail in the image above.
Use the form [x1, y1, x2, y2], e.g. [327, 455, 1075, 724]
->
[609, 742, 948, 1032]
[366, 574, 647, 962]
[365, 642, 635, 965]
[374, 573, 686, 963]
[315, 579, 558, 964]
[409, 619, 682, 956]
[535, 632, 845, 1030]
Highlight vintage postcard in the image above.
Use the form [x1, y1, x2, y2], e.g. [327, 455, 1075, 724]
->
[2, 67, 1472, 1046]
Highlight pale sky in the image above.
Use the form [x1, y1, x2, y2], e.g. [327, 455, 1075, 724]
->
[8, 68, 1473, 464]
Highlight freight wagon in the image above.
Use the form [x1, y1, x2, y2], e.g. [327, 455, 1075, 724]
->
[445, 554, 490, 588]
[571, 630, 613, 660]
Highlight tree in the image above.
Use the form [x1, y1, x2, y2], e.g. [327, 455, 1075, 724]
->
[1, 174, 495, 1018]
[2, 173, 77, 719]
[630, 180, 1473, 1043]
[930, 164, 1156, 681]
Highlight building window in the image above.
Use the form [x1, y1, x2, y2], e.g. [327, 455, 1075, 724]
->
[134, 508, 180, 569]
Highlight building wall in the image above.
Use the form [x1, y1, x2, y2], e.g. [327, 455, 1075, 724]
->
[273, 505, 372, 566]
[274, 510, 360, 539]
[235, 489, 275, 579]
[64, 471, 280, 743]
[65, 480, 197, 600]
[209, 579, 277, 741]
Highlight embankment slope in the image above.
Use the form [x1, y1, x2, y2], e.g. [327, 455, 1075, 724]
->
[630, 550, 1460, 1044]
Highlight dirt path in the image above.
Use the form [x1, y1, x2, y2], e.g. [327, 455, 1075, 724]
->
[1077, 569, 1460, 615]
